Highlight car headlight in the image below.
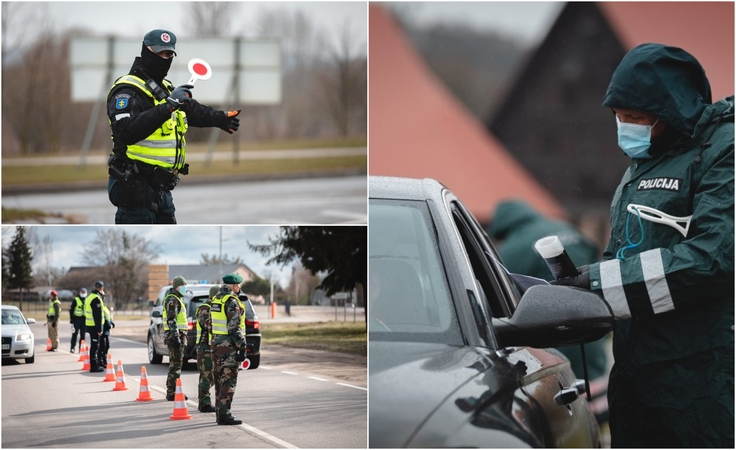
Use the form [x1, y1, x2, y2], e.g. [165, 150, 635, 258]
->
[16, 333, 30, 341]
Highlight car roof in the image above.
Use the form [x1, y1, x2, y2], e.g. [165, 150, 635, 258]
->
[369, 176, 447, 202]
[1, 305, 21, 311]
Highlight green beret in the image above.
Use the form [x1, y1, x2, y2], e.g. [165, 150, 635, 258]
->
[222, 273, 243, 284]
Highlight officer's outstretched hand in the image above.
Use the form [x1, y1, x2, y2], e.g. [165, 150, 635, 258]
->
[550, 265, 591, 290]
[219, 109, 241, 134]
[166, 84, 194, 112]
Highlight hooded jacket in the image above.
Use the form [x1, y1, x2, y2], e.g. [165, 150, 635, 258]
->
[591, 43, 733, 447]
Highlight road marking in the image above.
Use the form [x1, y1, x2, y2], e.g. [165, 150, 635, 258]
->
[336, 382, 367, 391]
[308, 376, 329, 382]
[112, 337, 145, 345]
[282, 371, 299, 375]
[260, 366, 273, 370]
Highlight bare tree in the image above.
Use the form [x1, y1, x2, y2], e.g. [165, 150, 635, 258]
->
[186, 2, 239, 37]
[286, 262, 321, 305]
[80, 229, 160, 311]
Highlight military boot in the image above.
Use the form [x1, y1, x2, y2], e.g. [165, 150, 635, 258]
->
[199, 405, 216, 413]
[217, 416, 242, 425]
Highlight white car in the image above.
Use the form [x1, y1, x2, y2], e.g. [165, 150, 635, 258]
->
[2, 305, 36, 364]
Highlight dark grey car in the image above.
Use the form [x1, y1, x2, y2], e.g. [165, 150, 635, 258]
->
[369, 176, 613, 448]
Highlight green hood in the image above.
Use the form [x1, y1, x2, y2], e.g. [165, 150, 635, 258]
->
[487, 200, 542, 240]
[602, 43, 712, 136]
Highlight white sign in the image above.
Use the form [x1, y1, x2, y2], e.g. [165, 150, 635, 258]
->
[69, 37, 282, 105]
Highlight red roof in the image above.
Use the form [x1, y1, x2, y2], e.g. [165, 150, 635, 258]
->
[600, 2, 734, 101]
[369, 5, 565, 223]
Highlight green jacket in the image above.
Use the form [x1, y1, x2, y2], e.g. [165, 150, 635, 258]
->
[488, 200, 608, 380]
[594, 43, 733, 447]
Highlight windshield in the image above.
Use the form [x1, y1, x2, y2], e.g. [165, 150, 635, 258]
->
[2, 310, 26, 325]
[369, 199, 462, 345]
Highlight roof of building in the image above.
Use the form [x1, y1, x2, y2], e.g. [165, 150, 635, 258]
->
[369, 4, 566, 223]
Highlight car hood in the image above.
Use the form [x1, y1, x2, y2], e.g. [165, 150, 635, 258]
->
[369, 341, 489, 448]
[1, 324, 31, 337]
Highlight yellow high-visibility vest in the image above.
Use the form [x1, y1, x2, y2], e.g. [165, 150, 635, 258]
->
[196, 303, 211, 345]
[210, 294, 245, 335]
[73, 297, 85, 317]
[84, 293, 105, 327]
[162, 293, 187, 331]
[47, 299, 61, 317]
[107, 75, 188, 170]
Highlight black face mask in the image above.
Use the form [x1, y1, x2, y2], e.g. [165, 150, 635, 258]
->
[139, 43, 173, 83]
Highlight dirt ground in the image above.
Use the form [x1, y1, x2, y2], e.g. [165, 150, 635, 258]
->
[114, 323, 367, 385]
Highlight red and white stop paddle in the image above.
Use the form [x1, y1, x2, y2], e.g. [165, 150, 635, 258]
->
[241, 358, 251, 370]
[187, 58, 212, 84]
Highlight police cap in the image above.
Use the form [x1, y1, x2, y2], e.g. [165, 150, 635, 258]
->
[143, 29, 177, 55]
[222, 273, 243, 284]
[95, 281, 104, 289]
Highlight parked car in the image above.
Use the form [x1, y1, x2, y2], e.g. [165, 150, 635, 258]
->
[148, 285, 261, 369]
[369, 176, 613, 448]
[2, 305, 36, 364]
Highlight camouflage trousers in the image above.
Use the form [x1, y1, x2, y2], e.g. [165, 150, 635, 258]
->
[212, 352, 239, 420]
[166, 341, 185, 397]
[197, 349, 217, 408]
[47, 322, 59, 350]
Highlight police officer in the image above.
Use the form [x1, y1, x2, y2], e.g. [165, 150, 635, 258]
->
[211, 273, 246, 425]
[164, 276, 189, 401]
[553, 44, 734, 447]
[84, 281, 106, 372]
[100, 302, 115, 360]
[46, 291, 61, 352]
[69, 288, 87, 353]
[106, 29, 242, 224]
[196, 285, 220, 413]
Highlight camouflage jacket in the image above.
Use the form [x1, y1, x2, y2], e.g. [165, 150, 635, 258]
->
[163, 291, 186, 343]
[196, 301, 213, 353]
[211, 294, 245, 367]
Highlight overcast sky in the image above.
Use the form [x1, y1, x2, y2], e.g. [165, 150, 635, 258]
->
[3, 1, 367, 54]
[2, 225, 300, 287]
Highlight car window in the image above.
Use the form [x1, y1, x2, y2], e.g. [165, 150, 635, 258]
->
[369, 200, 463, 345]
[1, 310, 24, 325]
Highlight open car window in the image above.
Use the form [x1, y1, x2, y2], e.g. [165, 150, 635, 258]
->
[369, 199, 463, 346]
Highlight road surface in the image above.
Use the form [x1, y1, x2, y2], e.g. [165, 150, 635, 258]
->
[2, 323, 367, 448]
[2, 176, 367, 224]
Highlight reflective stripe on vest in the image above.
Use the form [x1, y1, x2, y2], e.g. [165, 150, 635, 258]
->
[196, 303, 211, 345]
[73, 297, 85, 317]
[48, 299, 61, 316]
[210, 294, 246, 335]
[84, 293, 104, 327]
[162, 294, 187, 331]
[107, 75, 188, 170]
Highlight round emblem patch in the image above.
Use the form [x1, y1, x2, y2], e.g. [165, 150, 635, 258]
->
[161, 32, 170, 43]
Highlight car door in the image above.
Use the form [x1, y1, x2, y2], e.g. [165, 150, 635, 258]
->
[151, 287, 168, 355]
[446, 197, 599, 448]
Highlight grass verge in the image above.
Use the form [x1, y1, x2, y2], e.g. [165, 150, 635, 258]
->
[262, 322, 367, 356]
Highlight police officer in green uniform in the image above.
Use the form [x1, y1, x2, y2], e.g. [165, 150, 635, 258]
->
[554, 43, 734, 447]
[196, 285, 220, 413]
[85, 281, 106, 372]
[69, 287, 87, 353]
[46, 291, 61, 352]
[211, 273, 246, 425]
[164, 275, 189, 401]
[106, 29, 241, 224]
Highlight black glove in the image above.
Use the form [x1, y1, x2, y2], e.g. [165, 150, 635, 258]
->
[550, 265, 591, 289]
[166, 84, 193, 111]
[169, 335, 180, 348]
[219, 109, 241, 134]
[111, 322, 115, 329]
[235, 349, 246, 362]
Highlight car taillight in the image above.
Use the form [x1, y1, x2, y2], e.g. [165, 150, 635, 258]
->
[245, 319, 260, 330]
[187, 320, 194, 330]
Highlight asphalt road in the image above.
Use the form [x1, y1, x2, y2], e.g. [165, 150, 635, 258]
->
[2, 175, 367, 224]
[2, 324, 367, 448]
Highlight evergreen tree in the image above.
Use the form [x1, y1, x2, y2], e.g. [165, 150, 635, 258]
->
[6, 226, 34, 311]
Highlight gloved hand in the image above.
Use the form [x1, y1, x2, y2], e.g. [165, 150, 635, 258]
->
[166, 84, 193, 111]
[111, 322, 115, 329]
[169, 335, 180, 348]
[551, 265, 591, 290]
[219, 109, 241, 134]
[234, 349, 246, 363]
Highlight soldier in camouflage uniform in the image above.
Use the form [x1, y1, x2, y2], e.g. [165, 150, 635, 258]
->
[164, 275, 189, 401]
[211, 273, 246, 425]
[196, 285, 220, 413]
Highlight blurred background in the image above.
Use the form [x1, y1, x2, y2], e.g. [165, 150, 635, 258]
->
[369, 1, 734, 246]
[2, 2, 367, 224]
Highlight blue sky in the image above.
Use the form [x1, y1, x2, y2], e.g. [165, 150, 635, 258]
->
[2, 225, 298, 287]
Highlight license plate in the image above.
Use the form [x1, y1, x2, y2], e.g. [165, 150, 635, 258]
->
[2, 344, 9, 350]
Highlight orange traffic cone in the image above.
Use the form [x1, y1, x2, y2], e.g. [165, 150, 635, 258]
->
[77, 340, 86, 362]
[169, 378, 192, 420]
[46, 338, 52, 351]
[136, 366, 155, 402]
[112, 360, 129, 391]
[82, 351, 91, 371]
[102, 353, 116, 382]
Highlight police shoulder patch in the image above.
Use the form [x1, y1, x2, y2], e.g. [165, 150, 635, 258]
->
[114, 93, 131, 110]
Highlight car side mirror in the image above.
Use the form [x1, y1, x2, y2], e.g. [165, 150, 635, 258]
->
[492, 285, 613, 348]
[151, 310, 162, 318]
[148, 300, 155, 307]
[26, 318, 36, 324]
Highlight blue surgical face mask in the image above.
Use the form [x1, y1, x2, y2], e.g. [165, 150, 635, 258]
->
[616, 116, 659, 159]
[178, 285, 186, 295]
